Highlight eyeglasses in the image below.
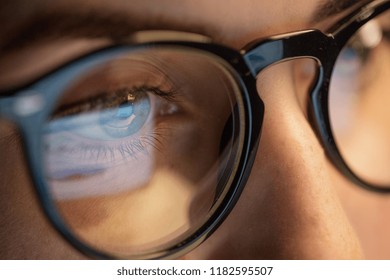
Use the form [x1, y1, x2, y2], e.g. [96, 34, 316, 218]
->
[0, 0, 389, 259]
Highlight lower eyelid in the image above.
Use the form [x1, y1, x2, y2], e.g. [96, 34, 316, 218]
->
[57, 57, 177, 107]
[44, 131, 162, 180]
[45, 120, 159, 156]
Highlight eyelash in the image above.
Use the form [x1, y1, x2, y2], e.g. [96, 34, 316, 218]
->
[52, 84, 179, 119]
[57, 129, 166, 162]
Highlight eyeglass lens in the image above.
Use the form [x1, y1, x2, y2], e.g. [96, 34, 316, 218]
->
[41, 47, 246, 257]
[329, 9, 390, 188]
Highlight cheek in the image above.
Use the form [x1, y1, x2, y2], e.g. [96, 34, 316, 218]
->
[0, 119, 85, 259]
[0, 120, 41, 256]
[157, 119, 225, 180]
[329, 159, 390, 259]
[56, 168, 195, 253]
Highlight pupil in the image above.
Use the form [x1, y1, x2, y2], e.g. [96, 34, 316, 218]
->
[117, 103, 134, 119]
[99, 91, 151, 138]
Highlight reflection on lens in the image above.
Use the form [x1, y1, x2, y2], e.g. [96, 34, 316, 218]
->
[42, 46, 245, 258]
[329, 9, 390, 187]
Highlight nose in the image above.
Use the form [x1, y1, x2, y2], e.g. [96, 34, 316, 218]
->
[186, 61, 363, 259]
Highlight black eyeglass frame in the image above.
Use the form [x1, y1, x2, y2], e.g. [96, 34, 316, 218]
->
[0, 38, 264, 260]
[0, 0, 389, 259]
[244, 0, 390, 193]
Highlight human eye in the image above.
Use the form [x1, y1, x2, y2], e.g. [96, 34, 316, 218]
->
[46, 84, 176, 152]
[43, 55, 182, 198]
[49, 86, 153, 141]
[45, 85, 175, 178]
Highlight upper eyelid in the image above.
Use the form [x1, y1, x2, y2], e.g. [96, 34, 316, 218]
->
[51, 54, 182, 114]
[52, 85, 178, 120]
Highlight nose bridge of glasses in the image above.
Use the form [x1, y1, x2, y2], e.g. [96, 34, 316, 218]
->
[242, 29, 335, 77]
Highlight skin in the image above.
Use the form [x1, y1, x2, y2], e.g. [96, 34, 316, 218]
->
[1, 0, 390, 259]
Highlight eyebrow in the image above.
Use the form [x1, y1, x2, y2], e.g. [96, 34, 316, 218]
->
[0, 6, 211, 53]
[312, 0, 372, 23]
[0, 0, 371, 53]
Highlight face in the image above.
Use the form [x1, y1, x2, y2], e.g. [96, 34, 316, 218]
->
[1, 0, 390, 259]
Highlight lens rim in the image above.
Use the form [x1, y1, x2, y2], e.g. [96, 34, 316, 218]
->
[312, 0, 390, 192]
[3, 40, 263, 259]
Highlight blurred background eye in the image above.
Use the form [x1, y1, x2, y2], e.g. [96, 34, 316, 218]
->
[328, 9, 390, 188]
